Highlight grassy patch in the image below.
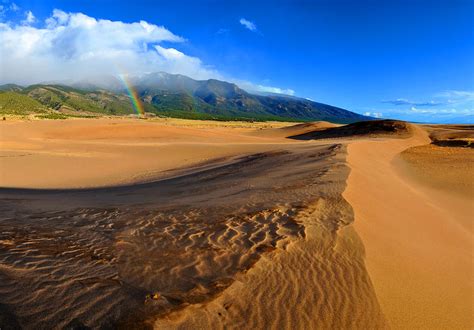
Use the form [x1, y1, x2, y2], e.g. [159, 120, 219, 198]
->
[0, 91, 48, 114]
[153, 109, 304, 123]
[37, 113, 68, 120]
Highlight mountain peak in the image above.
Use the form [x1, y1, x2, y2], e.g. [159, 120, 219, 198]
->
[0, 72, 371, 123]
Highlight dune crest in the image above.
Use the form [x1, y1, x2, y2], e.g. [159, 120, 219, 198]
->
[344, 125, 473, 329]
[251, 121, 339, 138]
[0, 139, 386, 328]
[289, 119, 414, 140]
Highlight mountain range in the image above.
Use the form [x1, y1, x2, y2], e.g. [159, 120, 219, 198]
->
[0, 72, 370, 123]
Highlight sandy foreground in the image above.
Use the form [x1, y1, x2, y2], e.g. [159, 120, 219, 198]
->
[0, 117, 299, 189]
[0, 117, 472, 329]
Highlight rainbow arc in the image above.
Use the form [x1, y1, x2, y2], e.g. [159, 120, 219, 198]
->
[118, 74, 145, 116]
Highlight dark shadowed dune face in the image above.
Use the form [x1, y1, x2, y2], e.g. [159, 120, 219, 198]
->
[249, 121, 340, 139]
[288, 120, 413, 140]
[432, 139, 474, 148]
[278, 121, 338, 132]
[423, 124, 474, 148]
[0, 143, 385, 328]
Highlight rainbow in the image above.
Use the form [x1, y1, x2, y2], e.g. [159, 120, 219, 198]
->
[119, 74, 145, 116]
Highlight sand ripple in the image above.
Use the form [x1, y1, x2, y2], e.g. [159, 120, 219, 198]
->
[0, 143, 385, 328]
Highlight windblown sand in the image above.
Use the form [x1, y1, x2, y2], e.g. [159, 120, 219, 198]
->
[344, 125, 473, 329]
[0, 118, 472, 329]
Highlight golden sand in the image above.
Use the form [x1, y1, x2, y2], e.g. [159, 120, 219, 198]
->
[344, 125, 473, 329]
[0, 118, 472, 328]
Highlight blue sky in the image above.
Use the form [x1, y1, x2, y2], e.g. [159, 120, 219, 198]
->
[1, 0, 473, 123]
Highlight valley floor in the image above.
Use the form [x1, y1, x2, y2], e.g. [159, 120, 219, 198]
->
[0, 117, 472, 329]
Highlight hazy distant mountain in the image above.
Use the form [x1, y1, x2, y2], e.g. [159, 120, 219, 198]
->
[0, 72, 370, 123]
[0, 84, 24, 92]
[71, 75, 124, 92]
[133, 72, 200, 93]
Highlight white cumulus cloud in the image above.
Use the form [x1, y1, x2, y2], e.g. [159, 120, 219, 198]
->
[364, 111, 383, 118]
[0, 9, 294, 96]
[0, 9, 218, 85]
[239, 18, 257, 31]
[22, 10, 35, 24]
[234, 80, 295, 96]
[10, 3, 20, 11]
[251, 84, 295, 96]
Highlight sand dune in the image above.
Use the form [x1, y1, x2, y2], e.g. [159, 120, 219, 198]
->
[289, 119, 413, 140]
[250, 121, 339, 138]
[0, 118, 472, 329]
[0, 118, 296, 189]
[1, 141, 387, 328]
[155, 199, 386, 329]
[400, 143, 474, 197]
[424, 124, 474, 142]
[344, 125, 473, 329]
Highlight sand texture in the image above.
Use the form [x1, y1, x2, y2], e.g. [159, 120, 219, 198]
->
[344, 124, 473, 329]
[0, 118, 472, 329]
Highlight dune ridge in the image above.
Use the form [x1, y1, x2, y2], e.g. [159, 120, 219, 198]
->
[0, 140, 386, 328]
[289, 119, 413, 140]
[1, 118, 472, 329]
[344, 125, 473, 329]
